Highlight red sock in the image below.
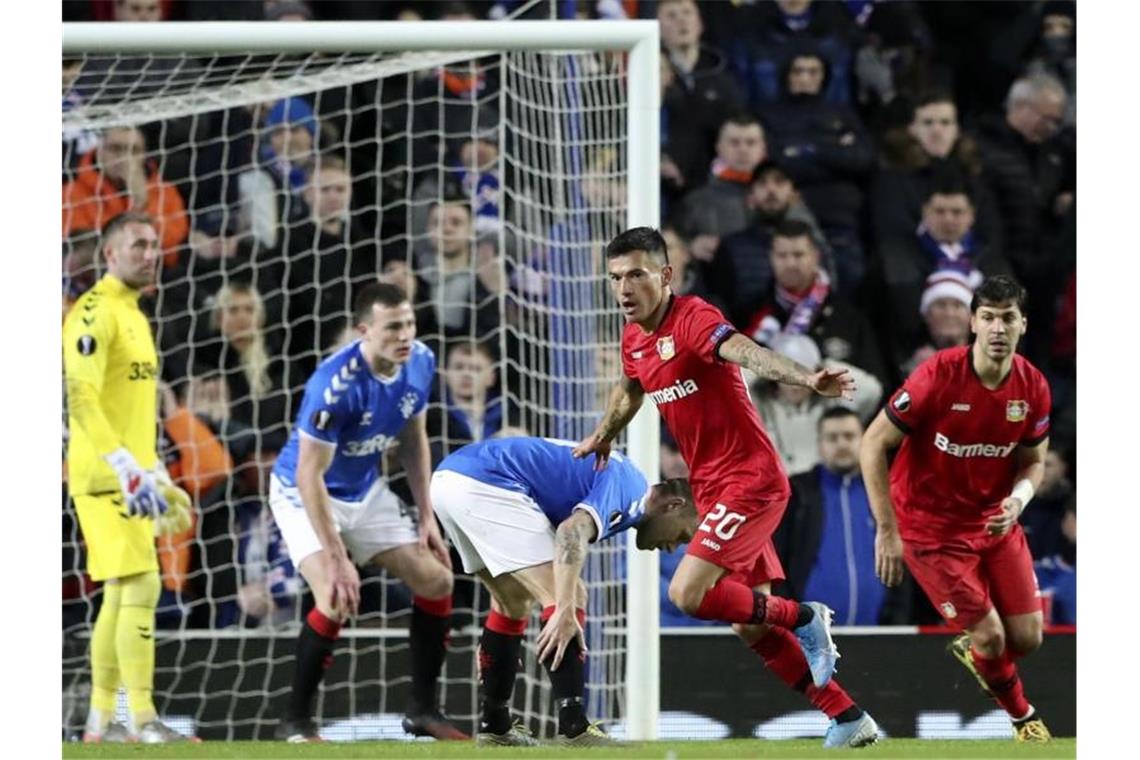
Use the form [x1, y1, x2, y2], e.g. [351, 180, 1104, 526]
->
[692, 578, 801, 628]
[751, 628, 855, 718]
[971, 647, 1031, 719]
[306, 607, 342, 640]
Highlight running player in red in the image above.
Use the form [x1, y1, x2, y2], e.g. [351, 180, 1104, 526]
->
[860, 275, 1052, 743]
[572, 227, 880, 748]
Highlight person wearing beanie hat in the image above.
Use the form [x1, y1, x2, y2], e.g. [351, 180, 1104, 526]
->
[895, 270, 976, 380]
[751, 333, 882, 477]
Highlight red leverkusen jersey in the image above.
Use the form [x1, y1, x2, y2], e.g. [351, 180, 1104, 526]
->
[621, 295, 789, 508]
[885, 345, 1051, 543]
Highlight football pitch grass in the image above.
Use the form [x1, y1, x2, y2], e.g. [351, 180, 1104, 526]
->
[64, 738, 1076, 759]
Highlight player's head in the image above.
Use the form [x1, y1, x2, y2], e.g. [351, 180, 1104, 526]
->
[636, 478, 698, 552]
[818, 407, 862, 474]
[770, 220, 820, 292]
[100, 211, 161, 289]
[354, 281, 416, 367]
[969, 275, 1028, 362]
[444, 340, 496, 401]
[605, 227, 673, 325]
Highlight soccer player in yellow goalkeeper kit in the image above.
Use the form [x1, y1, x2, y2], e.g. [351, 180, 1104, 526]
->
[64, 212, 195, 744]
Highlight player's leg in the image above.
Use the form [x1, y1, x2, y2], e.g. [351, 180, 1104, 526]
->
[84, 578, 123, 741]
[267, 477, 341, 741]
[369, 540, 464, 738]
[472, 570, 539, 745]
[511, 563, 611, 745]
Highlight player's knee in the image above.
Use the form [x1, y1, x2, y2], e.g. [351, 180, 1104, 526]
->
[422, 567, 454, 600]
[1009, 624, 1043, 656]
[667, 577, 706, 616]
[970, 626, 1005, 657]
[732, 622, 767, 645]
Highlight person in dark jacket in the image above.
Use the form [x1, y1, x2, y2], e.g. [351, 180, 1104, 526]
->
[426, 340, 507, 466]
[973, 72, 1073, 364]
[759, 49, 875, 291]
[774, 407, 912, 624]
[744, 220, 887, 386]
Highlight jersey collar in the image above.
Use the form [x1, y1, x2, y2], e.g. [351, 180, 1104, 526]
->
[100, 273, 140, 301]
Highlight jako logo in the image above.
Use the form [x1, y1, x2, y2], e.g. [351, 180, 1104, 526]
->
[934, 433, 1016, 459]
[343, 433, 394, 457]
[648, 378, 699, 405]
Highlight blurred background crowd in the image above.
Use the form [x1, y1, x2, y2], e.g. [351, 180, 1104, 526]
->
[61, 0, 1076, 633]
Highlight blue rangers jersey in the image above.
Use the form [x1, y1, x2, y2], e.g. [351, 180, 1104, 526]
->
[273, 340, 435, 501]
[438, 437, 648, 541]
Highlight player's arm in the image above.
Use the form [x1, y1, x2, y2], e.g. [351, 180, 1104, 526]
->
[63, 310, 119, 458]
[717, 332, 854, 400]
[296, 434, 359, 616]
[986, 437, 1049, 536]
[859, 409, 907, 587]
[574, 373, 644, 469]
[536, 510, 599, 669]
[394, 411, 451, 568]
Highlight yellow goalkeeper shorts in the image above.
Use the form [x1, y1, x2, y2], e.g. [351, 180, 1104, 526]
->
[73, 492, 158, 582]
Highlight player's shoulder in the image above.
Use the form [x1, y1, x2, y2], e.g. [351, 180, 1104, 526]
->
[912, 345, 970, 381]
[307, 341, 367, 400]
[674, 294, 724, 319]
[64, 281, 118, 334]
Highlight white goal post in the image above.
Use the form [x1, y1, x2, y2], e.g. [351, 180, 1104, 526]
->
[63, 19, 661, 741]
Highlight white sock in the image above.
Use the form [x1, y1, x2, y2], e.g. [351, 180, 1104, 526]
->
[1012, 705, 1036, 723]
[84, 708, 111, 736]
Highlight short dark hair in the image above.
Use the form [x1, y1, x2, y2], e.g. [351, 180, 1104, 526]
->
[605, 226, 670, 266]
[818, 405, 860, 431]
[353, 281, 409, 324]
[971, 274, 1028, 314]
[923, 169, 974, 206]
[657, 477, 694, 509]
[913, 89, 956, 113]
[772, 219, 815, 243]
[750, 159, 792, 186]
[446, 339, 495, 363]
[718, 112, 764, 138]
[428, 194, 473, 217]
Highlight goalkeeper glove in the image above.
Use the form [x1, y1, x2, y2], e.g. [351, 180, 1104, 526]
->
[105, 448, 168, 519]
[152, 468, 193, 536]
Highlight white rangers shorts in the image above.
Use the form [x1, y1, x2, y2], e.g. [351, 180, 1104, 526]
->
[268, 474, 419, 567]
[430, 469, 556, 577]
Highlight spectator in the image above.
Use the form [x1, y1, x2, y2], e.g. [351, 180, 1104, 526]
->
[673, 113, 767, 262]
[745, 220, 886, 383]
[775, 407, 911, 624]
[658, 0, 744, 195]
[895, 270, 974, 381]
[719, 0, 863, 109]
[238, 97, 317, 250]
[62, 57, 98, 181]
[751, 333, 881, 476]
[421, 198, 502, 341]
[759, 49, 875, 291]
[657, 434, 715, 628]
[1022, 447, 1075, 562]
[708, 160, 831, 324]
[872, 91, 1004, 257]
[974, 72, 1073, 362]
[877, 177, 1011, 365]
[379, 256, 442, 353]
[193, 282, 290, 436]
[283, 154, 378, 381]
[659, 225, 709, 298]
[426, 341, 506, 465]
[264, 0, 313, 22]
[62, 126, 189, 268]
[1022, 1, 1076, 129]
[1034, 498, 1076, 626]
[110, 0, 163, 21]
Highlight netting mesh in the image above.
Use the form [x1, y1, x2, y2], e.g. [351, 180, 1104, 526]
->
[62, 43, 631, 741]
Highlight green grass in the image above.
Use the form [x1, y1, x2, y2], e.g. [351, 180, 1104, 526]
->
[64, 738, 1076, 759]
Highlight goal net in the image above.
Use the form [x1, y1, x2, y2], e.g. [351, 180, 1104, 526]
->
[62, 20, 658, 741]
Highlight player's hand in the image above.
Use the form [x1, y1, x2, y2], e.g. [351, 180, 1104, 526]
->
[105, 448, 169, 519]
[572, 432, 612, 470]
[808, 366, 856, 400]
[874, 527, 904, 587]
[419, 515, 453, 570]
[326, 553, 361, 619]
[985, 497, 1024, 536]
[536, 605, 587, 671]
[152, 469, 194, 535]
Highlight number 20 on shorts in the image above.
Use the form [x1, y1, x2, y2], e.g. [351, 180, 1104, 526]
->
[698, 504, 746, 541]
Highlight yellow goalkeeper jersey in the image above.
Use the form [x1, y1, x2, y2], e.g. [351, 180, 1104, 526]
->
[63, 274, 160, 496]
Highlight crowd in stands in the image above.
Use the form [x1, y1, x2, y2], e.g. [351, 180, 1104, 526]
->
[61, 0, 1076, 631]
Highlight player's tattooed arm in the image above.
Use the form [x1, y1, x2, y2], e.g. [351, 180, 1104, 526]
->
[595, 374, 645, 442]
[538, 511, 598, 667]
[717, 332, 815, 386]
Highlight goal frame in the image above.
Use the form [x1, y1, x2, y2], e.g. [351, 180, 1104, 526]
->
[63, 19, 662, 741]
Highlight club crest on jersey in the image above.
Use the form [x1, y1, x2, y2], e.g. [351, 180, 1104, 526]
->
[399, 392, 418, 419]
[656, 336, 675, 361]
[1006, 400, 1028, 422]
[77, 335, 97, 355]
[893, 390, 911, 412]
[940, 601, 958, 619]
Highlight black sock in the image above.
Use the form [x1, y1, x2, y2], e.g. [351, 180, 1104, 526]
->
[408, 604, 449, 716]
[795, 603, 814, 628]
[478, 629, 522, 734]
[287, 617, 338, 722]
[836, 706, 864, 724]
[538, 616, 588, 737]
